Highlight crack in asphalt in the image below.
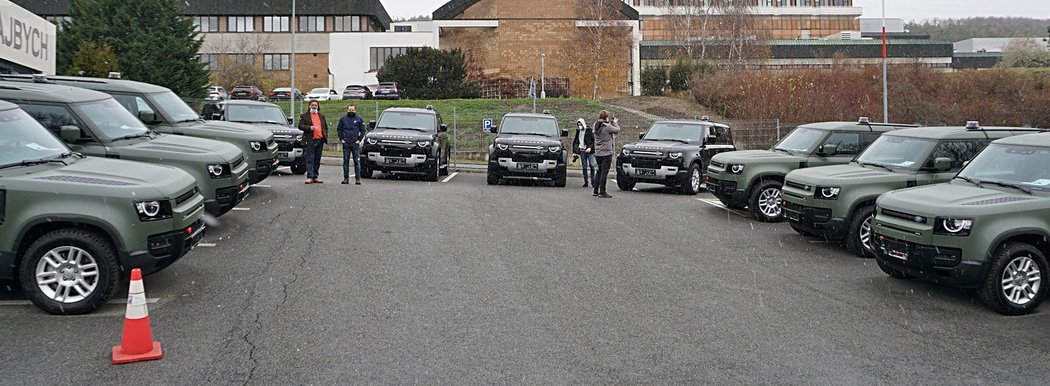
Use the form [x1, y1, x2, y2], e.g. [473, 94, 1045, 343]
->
[241, 311, 263, 386]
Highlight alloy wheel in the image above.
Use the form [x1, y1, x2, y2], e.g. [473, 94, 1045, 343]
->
[34, 246, 99, 304]
[1001, 255, 1042, 306]
[758, 187, 782, 217]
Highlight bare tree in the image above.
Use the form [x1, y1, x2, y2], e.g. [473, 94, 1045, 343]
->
[997, 38, 1050, 68]
[667, 0, 714, 60]
[572, 0, 634, 100]
[208, 34, 275, 89]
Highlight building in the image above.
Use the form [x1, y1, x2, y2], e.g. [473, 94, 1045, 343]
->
[15, 0, 393, 91]
[954, 38, 1049, 53]
[0, 0, 56, 74]
[625, 0, 862, 41]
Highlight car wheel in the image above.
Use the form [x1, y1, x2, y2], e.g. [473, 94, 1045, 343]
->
[487, 171, 499, 185]
[679, 163, 702, 195]
[424, 162, 440, 182]
[616, 172, 635, 191]
[875, 255, 912, 280]
[554, 169, 567, 188]
[19, 229, 121, 315]
[748, 180, 784, 223]
[360, 164, 374, 179]
[979, 242, 1048, 316]
[845, 204, 876, 258]
[290, 163, 307, 175]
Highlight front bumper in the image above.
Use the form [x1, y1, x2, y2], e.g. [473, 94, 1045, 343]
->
[205, 181, 250, 216]
[249, 157, 278, 184]
[126, 219, 206, 275]
[782, 201, 848, 239]
[488, 154, 565, 180]
[617, 160, 688, 185]
[872, 232, 986, 288]
[364, 149, 434, 174]
[705, 176, 748, 205]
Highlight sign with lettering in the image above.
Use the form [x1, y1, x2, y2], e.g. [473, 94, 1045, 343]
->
[0, 0, 56, 74]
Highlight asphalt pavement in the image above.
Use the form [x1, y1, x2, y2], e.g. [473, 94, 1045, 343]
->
[2, 165, 1049, 384]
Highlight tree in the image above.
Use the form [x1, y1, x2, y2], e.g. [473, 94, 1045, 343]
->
[376, 47, 479, 99]
[69, 40, 120, 78]
[209, 35, 275, 90]
[641, 67, 666, 96]
[59, 0, 210, 98]
[905, 17, 1049, 42]
[666, 0, 714, 60]
[571, 0, 634, 100]
[998, 38, 1050, 68]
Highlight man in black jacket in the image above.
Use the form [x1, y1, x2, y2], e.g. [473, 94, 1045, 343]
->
[337, 104, 366, 185]
[571, 118, 596, 187]
[298, 100, 328, 184]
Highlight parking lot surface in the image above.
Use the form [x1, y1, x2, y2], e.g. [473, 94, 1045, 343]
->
[2, 167, 1049, 384]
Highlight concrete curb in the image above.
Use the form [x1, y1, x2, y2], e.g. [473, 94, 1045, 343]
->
[320, 156, 593, 177]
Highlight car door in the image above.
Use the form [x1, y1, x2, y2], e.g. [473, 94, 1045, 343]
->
[700, 125, 734, 170]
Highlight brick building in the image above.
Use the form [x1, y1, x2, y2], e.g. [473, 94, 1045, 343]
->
[625, 0, 861, 41]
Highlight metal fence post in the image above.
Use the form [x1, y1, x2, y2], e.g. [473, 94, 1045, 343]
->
[776, 118, 781, 141]
[453, 106, 458, 170]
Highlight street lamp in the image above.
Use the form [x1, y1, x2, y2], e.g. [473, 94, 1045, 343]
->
[290, 0, 297, 121]
[540, 53, 546, 99]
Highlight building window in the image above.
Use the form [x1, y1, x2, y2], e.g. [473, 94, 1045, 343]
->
[228, 16, 254, 32]
[370, 47, 410, 71]
[394, 25, 412, 32]
[193, 16, 219, 32]
[199, 54, 219, 70]
[263, 16, 290, 32]
[229, 54, 254, 65]
[299, 16, 325, 32]
[264, 54, 290, 71]
[334, 16, 363, 32]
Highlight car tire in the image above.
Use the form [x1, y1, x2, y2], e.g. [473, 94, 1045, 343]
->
[360, 164, 373, 179]
[979, 242, 1048, 316]
[424, 162, 440, 182]
[679, 163, 702, 195]
[876, 255, 912, 280]
[18, 228, 121, 315]
[487, 171, 499, 185]
[291, 163, 307, 175]
[616, 172, 635, 191]
[748, 180, 784, 223]
[845, 204, 876, 258]
[554, 170, 567, 188]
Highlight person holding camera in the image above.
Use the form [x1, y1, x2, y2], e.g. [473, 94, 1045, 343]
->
[592, 110, 620, 198]
[571, 118, 596, 188]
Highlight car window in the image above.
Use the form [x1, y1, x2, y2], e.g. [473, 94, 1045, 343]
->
[925, 140, 981, 170]
[17, 103, 83, 137]
[644, 122, 703, 142]
[499, 116, 559, 137]
[959, 144, 1050, 191]
[0, 107, 70, 166]
[855, 136, 935, 170]
[111, 94, 156, 117]
[773, 127, 827, 154]
[823, 132, 861, 155]
[72, 98, 151, 140]
[376, 111, 436, 132]
[709, 125, 732, 144]
[147, 91, 201, 123]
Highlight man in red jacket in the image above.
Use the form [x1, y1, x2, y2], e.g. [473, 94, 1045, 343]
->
[298, 100, 328, 184]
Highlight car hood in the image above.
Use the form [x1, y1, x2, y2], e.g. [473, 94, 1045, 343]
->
[712, 149, 805, 165]
[366, 129, 435, 142]
[234, 121, 296, 134]
[787, 164, 901, 187]
[494, 134, 562, 147]
[877, 183, 1040, 216]
[624, 140, 693, 156]
[11, 156, 196, 199]
[116, 133, 243, 163]
[178, 120, 273, 141]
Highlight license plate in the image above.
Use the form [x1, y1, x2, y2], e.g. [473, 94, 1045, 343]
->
[517, 162, 539, 170]
[636, 168, 657, 176]
[385, 157, 406, 165]
[880, 239, 909, 260]
[278, 152, 289, 160]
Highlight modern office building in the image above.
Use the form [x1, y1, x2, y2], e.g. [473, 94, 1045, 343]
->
[624, 0, 862, 41]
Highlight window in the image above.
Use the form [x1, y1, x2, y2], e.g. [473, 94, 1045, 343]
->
[228, 16, 253, 32]
[264, 54, 290, 71]
[926, 141, 981, 170]
[229, 54, 254, 65]
[17, 103, 83, 137]
[369, 47, 410, 71]
[822, 132, 861, 155]
[394, 25, 412, 32]
[193, 16, 219, 32]
[199, 54, 218, 70]
[263, 16, 289, 32]
[110, 94, 156, 120]
[334, 16, 362, 32]
[708, 126, 732, 145]
[299, 16, 324, 32]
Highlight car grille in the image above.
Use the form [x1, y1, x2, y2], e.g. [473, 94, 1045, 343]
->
[266, 138, 276, 148]
[277, 142, 296, 151]
[785, 180, 810, 191]
[174, 187, 200, 206]
[376, 148, 417, 157]
[631, 158, 663, 169]
[710, 160, 726, 168]
[232, 156, 245, 169]
[881, 208, 927, 224]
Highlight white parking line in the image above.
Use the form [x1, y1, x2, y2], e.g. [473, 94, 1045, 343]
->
[442, 172, 459, 183]
[253, 184, 271, 188]
[0, 298, 159, 306]
[198, 243, 217, 247]
[232, 207, 250, 211]
[696, 198, 749, 217]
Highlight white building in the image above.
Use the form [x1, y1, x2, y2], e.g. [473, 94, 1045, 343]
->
[0, 0, 56, 74]
[329, 30, 437, 90]
[954, 38, 1050, 53]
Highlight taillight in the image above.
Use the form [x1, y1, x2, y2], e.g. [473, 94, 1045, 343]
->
[393, 85, 398, 93]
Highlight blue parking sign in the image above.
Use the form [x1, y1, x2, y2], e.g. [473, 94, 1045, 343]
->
[483, 118, 493, 133]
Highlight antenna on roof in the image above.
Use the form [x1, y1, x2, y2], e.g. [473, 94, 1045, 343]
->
[425, 105, 433, 110]
[701, 115, 710, 121]
[542, 109, 551, 115]
[858, 117, 870, 124]
[31, 74, 48, 83]
[108, 72, 122, 79]
[965, 121, 980, 130]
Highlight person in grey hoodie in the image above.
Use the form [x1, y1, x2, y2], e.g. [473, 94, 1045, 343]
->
[592, 110, 620, 198]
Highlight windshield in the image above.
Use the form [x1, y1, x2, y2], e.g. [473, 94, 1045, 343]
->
[227, 104, 289, 125]
[148, 91, 200, 123]
[72, 98, 151, 141]
[309, 88, 329, 94]
[643, 122, 703, 142]
[958, 144, 1050, 193]
[376, 111, 436, 132]
[774, 127, 827, 154]
[499, 116, 559, 137]
[854, 136, 935, 171]
[0, 108, 69, 166]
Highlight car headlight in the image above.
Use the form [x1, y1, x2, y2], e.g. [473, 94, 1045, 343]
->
[207, 163, 230, 178]
[133, 200, 173, 222]
[366, 137, 378, 145]
[729, 164, 745, 174]
[549, 146, 561, 153]
[816, 186, 841, 200]
[417, 141, 431, 147]
[622, 148, 630, 156]
[497, 143, 509, 151]
[250, 141, 263, 152]
[668, 152, 682, 159]
[935, 218, 973, 236]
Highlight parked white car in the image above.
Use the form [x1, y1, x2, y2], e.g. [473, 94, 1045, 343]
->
[306, 88, 342, 101]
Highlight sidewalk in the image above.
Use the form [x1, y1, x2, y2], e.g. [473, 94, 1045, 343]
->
[321, 157, 592, 177]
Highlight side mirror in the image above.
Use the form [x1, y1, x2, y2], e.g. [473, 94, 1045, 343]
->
[211, 113, 223, 121]
[60, 125, 82, 143]
[368, 120, 376, 130]
[138, 110, 158, 124]
[491, 125, 498, 133]
[639, 131, 646, 140]
[287, 116, 293, 124]
[561, 129, 569, 137]
[821, 143, 838, 156]
[439, 124, 448, 133]
[934, 157, 953, 172]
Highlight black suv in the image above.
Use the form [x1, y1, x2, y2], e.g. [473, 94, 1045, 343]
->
[230, 86, 266, 101]
[361, 106, 450, 181]
[487, 112, 569, 187]
[202, 100, 308, 175]
[616, 118, 735, 194]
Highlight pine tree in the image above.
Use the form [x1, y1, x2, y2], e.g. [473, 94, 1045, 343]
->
[58, 0, 209, 98]
[69, 40, 120, 77]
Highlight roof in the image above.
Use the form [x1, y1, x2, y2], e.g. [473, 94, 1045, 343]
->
[0, 100, 16, 111]
[433, 0, 639, 20]
[992, 132, 1050, 147]
[654, 119, 730, 128]
[13, 0, 392, 30]
[887, 126, 1045, 140]
[0, 82, 111, 104]
[641, 39, 954, 60]
[798, 121, 917, 132]
[0, 74, 171, 94]
[384, 107, 437, 114]
[504, 113, 557, 119]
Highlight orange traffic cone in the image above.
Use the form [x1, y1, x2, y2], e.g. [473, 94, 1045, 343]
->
[111, 268, 163, 364]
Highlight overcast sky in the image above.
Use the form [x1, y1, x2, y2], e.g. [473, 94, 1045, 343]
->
[385, 0, 1050, 22]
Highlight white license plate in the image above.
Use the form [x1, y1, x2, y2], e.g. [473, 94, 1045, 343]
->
[278, 152, 289, 160]
[385, 157, 407, 165]
[517, 162, 539, 170]
[636, 168, 657, 176]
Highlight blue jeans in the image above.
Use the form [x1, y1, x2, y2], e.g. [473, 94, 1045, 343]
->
[577, 151, 596, 183]
[304, 141, 324, 179]
[342, 142, 361, 178]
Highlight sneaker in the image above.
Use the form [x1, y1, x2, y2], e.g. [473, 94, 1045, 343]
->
[355, 179, 361, 185]
[593, 192, 599, 197]
[341, 178, 349, 184]
[582, 183, 589, 188]
[599, 193, 613, 198]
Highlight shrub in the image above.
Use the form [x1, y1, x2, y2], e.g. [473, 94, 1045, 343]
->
[641, 67, 666, 96]
[668, 60, 693, 92]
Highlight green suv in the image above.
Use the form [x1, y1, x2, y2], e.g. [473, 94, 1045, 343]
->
[0, 74, 278, 184]
[872, 132, 1050, 315]
[782, 123, 1041, 257]
[0, 82, 250, 216]
[0, 100, 205, 314]
[706, 118, 914, 222]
